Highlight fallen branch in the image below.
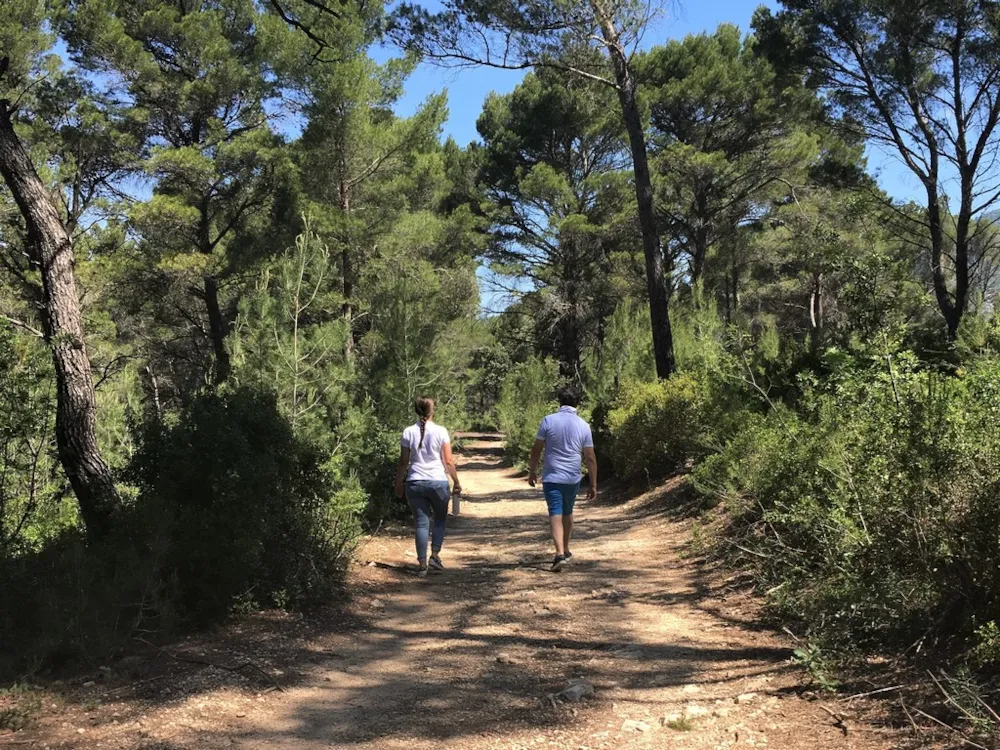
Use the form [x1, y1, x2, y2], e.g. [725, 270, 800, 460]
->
[366, 560, 414, 574]
[105, 672, 176, 695]
[134, 637, 284, 692]
[930, 669, 1000, 725]
[900, 697, 921, 736]
[728, 540, 771, 559]
[353, 519, 384, 555]
[841, 683, 907, 701]
[781, 626, 803, 644]
[967, 687, 1000, 725]
[818, 704, 849, 735]
[909, 705, 989, 750]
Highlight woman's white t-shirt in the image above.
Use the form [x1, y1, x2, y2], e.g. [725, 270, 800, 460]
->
[401, 421, 450, 482]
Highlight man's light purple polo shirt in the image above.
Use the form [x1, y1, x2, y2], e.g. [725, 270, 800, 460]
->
[536, 406, 594, 484]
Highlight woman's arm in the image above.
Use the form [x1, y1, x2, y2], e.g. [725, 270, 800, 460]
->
[441, 442, 462, 494]
[394, 447, 410, 498]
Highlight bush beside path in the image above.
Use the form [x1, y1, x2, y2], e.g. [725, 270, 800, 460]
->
[3, 437, 935, 749]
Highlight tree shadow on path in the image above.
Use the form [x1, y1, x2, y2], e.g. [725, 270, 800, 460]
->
[213, 441, 806, 748]
[17, 436, 910, 750]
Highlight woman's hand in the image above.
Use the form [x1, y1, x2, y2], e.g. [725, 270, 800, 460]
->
[394, 478, 405, 499]
[453, 482, 463, 496]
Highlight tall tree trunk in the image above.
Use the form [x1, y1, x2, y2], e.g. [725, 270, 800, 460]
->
[0, 101, 120, 538]
[952, 171, 973, 340]
[204, 275, 231, 384]
[926, 189, 962, 339]
[691, 226, 709, 289]
[197, 200, 231, 384]
[592, 1, 675, 379]
[725, 244, 740, 324]
[339, 180, 355, 358]
[690, 188, 709, 288]
[559, 281, 582, 383]
[946, 13, 972, 341]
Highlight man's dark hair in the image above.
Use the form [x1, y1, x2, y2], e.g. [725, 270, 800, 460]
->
[556, 385, 583, 407]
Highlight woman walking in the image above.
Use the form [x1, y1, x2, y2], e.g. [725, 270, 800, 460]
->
[394, 397, 462, 578]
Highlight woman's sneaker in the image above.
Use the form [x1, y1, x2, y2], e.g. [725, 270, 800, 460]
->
[417, 564, 429, 578]
[564, 551, 573, 563]
[429, 554, 445, 571]
[551, 555, 566, 572]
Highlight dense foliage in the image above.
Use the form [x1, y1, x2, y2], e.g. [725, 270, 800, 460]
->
[3, 5, 1000, 725]
[0, 0, 483, 674]
[130, 387, 363, 621]
[692, 355, 1000, 653]
[479, 3, 1000, 693]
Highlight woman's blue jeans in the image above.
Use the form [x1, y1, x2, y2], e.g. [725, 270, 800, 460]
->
[405, 480, 450, 564]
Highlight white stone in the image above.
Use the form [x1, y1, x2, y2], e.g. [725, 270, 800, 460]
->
[621, 719, 653, 733]
[685, 705, 710, 719]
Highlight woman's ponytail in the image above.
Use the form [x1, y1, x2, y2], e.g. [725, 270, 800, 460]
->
[415, 396, 434, 449]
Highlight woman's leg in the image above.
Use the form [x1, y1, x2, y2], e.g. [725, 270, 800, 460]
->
[429, 483, 450, 555]
[406, 485, 431, 564]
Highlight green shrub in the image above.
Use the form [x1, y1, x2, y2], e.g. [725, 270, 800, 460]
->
[130, 386, 360, 623]
[582, 298, 656, 407]
[0, 684, 42, 730]
[334, 404, 407, 524]
[496, 357, 558, 467]
[971, 621, 1000, 668]
[0, 327, 75, 555]
[606, 375, 710, 482]
[693, 353, 1000, 652]
[0, 520, 167, 677]
[0, 385, 362, 678]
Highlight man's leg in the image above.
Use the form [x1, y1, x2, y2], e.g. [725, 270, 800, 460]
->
[549, 514, 565, 556]
[562, 483, 578, 557]
[544, 483, 566, 563]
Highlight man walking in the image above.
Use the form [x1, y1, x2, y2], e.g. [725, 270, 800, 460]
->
[528, 385, 598, 571]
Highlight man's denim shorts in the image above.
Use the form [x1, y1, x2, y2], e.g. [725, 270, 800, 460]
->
[543, 482, 580, 516]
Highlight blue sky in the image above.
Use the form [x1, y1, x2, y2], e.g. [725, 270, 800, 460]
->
[372, 0, 920, 203]
[376, 1, 781, 148]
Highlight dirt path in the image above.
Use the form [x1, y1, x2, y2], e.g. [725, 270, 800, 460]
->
[8, 435, 925, 749]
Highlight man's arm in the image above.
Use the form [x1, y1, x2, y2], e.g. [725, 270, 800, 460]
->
[394, 447, 410, 498]
[583, 446, 598, 500]
[528, 439, 544, 487]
